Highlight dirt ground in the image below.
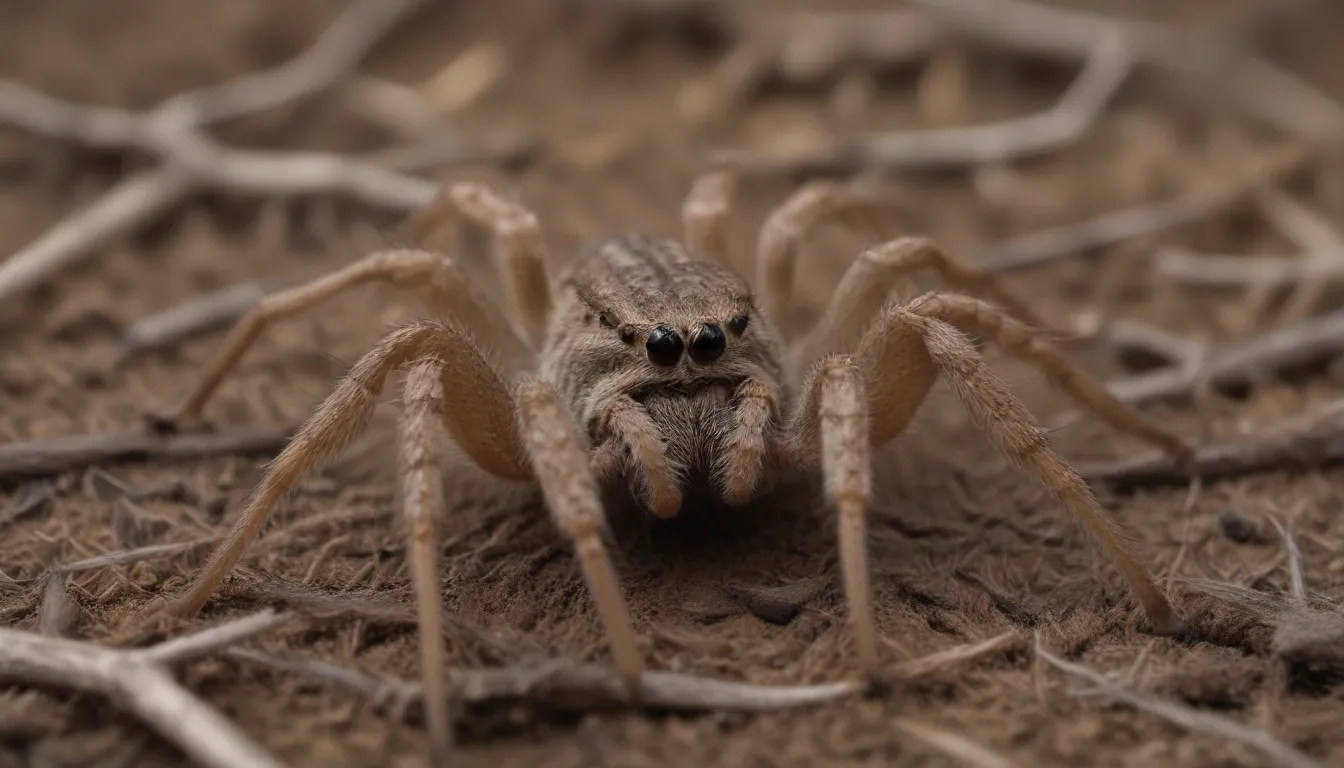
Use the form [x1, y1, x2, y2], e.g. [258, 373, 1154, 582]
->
[2, 1, 1344, 766]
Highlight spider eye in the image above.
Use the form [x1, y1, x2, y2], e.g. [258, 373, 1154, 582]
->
[598, 310, 619, 328]
[645, 325, 684, 367]
[728, 315, 750, 333]
[618, 325, 636, 344]
[688, 324, 726, 364]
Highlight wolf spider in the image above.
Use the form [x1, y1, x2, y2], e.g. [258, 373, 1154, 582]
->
[164, 166, 1193, 748]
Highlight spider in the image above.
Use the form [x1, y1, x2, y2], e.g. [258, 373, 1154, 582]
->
[163, 164, 1193, 751]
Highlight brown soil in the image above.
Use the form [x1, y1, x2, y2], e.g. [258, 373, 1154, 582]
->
[3, 1, 1344, 766]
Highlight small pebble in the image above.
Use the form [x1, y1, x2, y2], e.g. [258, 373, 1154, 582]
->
[1216, 509, 1259, 544]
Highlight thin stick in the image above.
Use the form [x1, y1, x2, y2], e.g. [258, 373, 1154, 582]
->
[140, 610, 296, 665]
[0, 426, 293, 480]
[1035, 640, 1320, 768]
[0, 0, 466, 310]
[718, 31, 1132, 174]
[0, 168, 194, 304]
[121, 279, 283, 359]
[55, 538, 220, 576]
[981, 144, 1308, 273]
[891, 631, 1024, 680]
[1105, 307, 1344, 406]
[230, 649, 862, 713]
[0, 612, 292, 768]
[1154, 247, 1302, 289]
[1104, 318, 1207, 370]
[1079, 408, 1344, 488]
[908, 0, 1344, 139]
[892, 718, 1022, 768]
[1256, 187, 1344, 324]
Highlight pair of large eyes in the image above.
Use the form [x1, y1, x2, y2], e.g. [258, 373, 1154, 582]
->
[604, 314, 749, 366]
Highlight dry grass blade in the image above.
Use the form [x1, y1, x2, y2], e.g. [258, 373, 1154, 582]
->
[1035, 640, 1320, 768]
[0, 611, 293, 768]
[892, 631, 1025, 680]
[54, 538, 220, 576]
[892, 718, 1022, 768]
[1266, 515, 1307, 605]
[0, 427, 292, 481]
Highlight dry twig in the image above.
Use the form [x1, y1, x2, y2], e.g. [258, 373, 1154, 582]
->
[981, 144, 1308, 273]
[1035, 639, 1320, 768]
[716, 31, 1132, 174]
[909, 0, 1344, 139]
[676, 9, 944, 125]
[0, 0, 512, 310]
[0, 610, 295, 768]
[1104, 307, 1344, 406]
[230, 648, 861, 714]
[1156, 189, 1344, 326]
[1080, 400, 1344, 488]
[0, 426, 293, 481]
[1103, 318, 1208, 371]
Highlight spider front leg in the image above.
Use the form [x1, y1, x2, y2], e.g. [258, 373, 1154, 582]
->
[403, 182, 554, 346]
[172, 320, 643, 757]
[784, 299, 1185, 681]
[682, 163, 740, 265]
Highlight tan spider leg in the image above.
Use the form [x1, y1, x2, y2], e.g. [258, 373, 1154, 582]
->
[755, 180, 856, 336]
[853, 303, 1180, 634]
[401, 183, 553, 347]
[906, 293, 1194, 461]
[515, 381, 645, 695]
[681, 164, 740, 265]
[176, 320, 529, 620]
[164, 249, 528, 428]
[176, 323, 524, 756]
[797, 359, 878, 674]
[796, 237, 1050, 365]
[602, 396, 683, 519]
[399, 361, 457, 762]
[721, 377, 779, 505]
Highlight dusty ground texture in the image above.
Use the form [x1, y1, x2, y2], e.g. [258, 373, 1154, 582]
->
[2, 1, 1344, 766]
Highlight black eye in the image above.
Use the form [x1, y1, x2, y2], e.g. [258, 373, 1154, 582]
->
[728, 315, 749, 333]
[645, 325, 684, 366]
[598, 310, 619, 328]
[618, 325, 636, 344]
[688, 324, 726, 364]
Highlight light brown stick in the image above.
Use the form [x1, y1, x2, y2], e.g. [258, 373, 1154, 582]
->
[0, 612, 293, 768]
[0, 427, 291, 481]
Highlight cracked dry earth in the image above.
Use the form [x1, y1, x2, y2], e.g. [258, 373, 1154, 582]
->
[3, 1, 1344, 766]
